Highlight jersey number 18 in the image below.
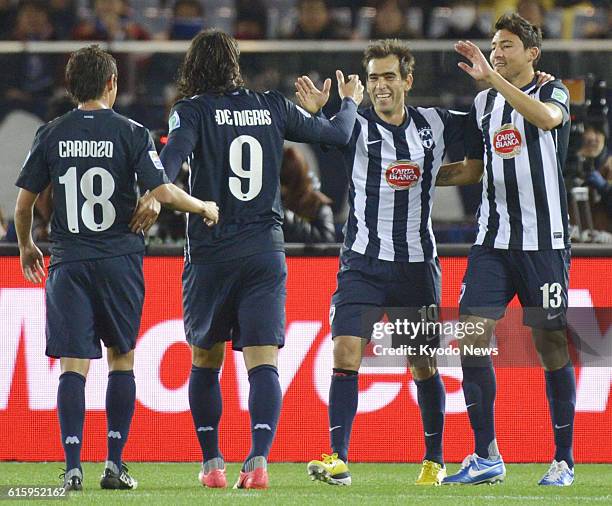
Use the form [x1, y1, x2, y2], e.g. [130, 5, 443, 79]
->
[58, 166, 116, 233]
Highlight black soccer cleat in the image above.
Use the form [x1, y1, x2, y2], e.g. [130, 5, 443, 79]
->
[60, 468, 83, 492]
[100, 461, 138, 490]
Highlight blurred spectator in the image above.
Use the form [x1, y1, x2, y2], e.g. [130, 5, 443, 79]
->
[49, 0, 78, 39]
[0, 0, 17, 40]
[73, 0, 149, 41]
[437, 0, 488, 40]
[583, 7, 611, 39]
[143, 1, 203, 118]
[281, 147, 336, 243]
[580, 121, 612, 231]
[290, 0, 351, 39]
[370, 0, 416, 39]
[0, 1, 60, 118]
[235, 0, 267, 40]
[0, 206, 7, 241]
[167, 0, 205, 40]
[517, 0, 548, 35]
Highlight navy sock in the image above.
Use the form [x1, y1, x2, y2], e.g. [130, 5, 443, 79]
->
[189, 366, 222, 462]
[462, 358, 498, 459]
[415, 371, 445, 465]
[57, 372, 86, 472]
[106, 370, 136, 469]
[329, 369, 358, 463]
[244, 364, 281, 466]
[545, 361, 576, 468]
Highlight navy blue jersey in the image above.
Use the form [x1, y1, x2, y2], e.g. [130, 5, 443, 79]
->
[16, 109, 169, 265]
[161, 88, 357, 263]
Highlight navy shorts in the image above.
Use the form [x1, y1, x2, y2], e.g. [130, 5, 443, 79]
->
[45, 253, 144, 359]
[330, 248, 441, 343]
[182, 251, 287, 351]
[459, 245, 571, 330]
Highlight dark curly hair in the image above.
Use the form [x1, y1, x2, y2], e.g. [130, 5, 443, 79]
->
[176, 29, 244, 98]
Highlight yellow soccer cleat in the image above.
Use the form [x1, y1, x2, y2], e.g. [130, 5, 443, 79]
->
[307, 453, 351, 486]
[415, 459, 446, 486]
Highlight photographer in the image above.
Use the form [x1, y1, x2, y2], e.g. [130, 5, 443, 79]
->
[580, 121, 612, 231]
[281, 146, 336, 244]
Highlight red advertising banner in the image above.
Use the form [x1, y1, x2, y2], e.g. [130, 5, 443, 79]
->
[0, 255, 610, 462]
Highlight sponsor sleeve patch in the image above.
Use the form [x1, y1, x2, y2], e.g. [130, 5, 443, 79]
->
[168, 110, 180, 132]
[148, 150, 164, 170]
[551, 88, 568, 104]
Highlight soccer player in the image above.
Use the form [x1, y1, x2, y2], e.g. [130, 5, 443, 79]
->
[301, 39, 467, 486]
[14, 45, 219, 492]
[438, 14, 575, 486]
[158, 30, 363, 490]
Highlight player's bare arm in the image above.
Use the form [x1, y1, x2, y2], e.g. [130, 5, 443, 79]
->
[130, 190, 162, 234]
[14, 188, 45, 283]
[455, 40, 563, 131]
[151, 183, 219, 227]
[436, 158, 484, 186]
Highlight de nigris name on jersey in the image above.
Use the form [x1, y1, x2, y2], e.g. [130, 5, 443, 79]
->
[215, 108, 272, 127]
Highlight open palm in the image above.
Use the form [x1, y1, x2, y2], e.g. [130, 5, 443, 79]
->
[455, 40, 494, 81]
[295, 75, 331, 114]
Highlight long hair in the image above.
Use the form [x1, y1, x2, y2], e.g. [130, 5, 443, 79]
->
[176, 29, 244, 98]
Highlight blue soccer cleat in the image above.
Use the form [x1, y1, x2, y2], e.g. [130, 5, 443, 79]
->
[442, 453, 506, 485]
[538, 460, 574, 486]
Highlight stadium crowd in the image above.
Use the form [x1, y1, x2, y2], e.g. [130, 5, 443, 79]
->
[0, 0, 610, 245]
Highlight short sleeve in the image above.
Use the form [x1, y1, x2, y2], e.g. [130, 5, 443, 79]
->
[133, 127, 170, 191]
[539, 80, 570, 125]
[464, 104, 484, 160]
[437, 108, 468, 147]
[15, 125, 50, 194]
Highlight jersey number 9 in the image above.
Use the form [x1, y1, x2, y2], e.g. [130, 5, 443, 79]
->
[228, 135, 263, 201]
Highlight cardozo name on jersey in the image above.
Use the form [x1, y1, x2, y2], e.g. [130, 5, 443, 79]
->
[59, 140, 114, 158]
[215, 108, 272, 127]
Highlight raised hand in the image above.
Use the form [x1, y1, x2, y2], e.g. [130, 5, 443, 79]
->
[336, 70, 364, 106]
[200, 201, 219, 227]
[295, 75, 331, 114]
[455, 40, 494, 82]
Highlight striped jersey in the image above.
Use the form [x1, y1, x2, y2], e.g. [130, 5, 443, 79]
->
[340, 105, 464, 262]
[465, 78, 571, 250]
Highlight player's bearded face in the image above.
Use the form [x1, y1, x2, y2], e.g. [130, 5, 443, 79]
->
[366, 56, 412, 115]
[489, 29, 537, 82]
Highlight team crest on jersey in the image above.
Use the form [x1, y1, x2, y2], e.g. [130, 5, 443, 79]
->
[493, 123, 522, 158]
[385, 160, 421, 190]
[418, 127, 435, 150]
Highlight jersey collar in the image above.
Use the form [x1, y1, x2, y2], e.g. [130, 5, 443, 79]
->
[365, 105, 411, 131]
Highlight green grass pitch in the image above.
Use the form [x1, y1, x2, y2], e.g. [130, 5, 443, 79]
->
[1, 462, 611, 505]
